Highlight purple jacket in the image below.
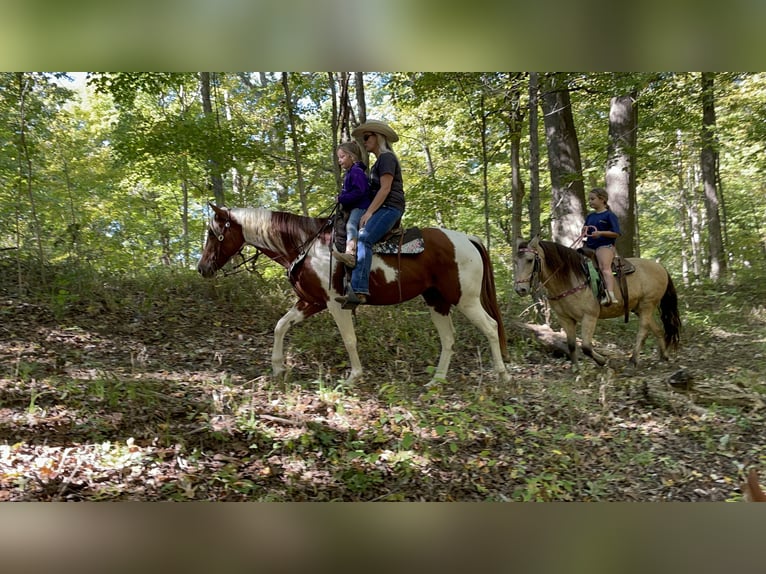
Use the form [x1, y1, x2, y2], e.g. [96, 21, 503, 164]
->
[337, 162, 371, 210]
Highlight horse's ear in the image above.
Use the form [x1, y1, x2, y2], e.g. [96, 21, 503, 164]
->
[529, 236, 540, 249]
[209, 203, 228, 218]
[514, 236, 525, 252]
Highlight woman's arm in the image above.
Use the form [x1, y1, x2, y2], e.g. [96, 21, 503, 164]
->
[360, 173, 393, 227]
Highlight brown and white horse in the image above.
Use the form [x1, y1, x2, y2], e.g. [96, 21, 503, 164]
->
[513, 236, 681, 371]
[197, 205, 511, 385]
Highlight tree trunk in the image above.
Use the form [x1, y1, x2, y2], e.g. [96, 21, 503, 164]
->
[509, 77, 524, 246]
[528, 72, 541, 241]
[701, 72, 726, 281]
[355, 72, 366, 124]
[606, 92, 639, 257]
[281, 72, 308, 216]
[480, 93, 491, 251]
[539, 73, 586, 244]
[16, 73, 47, 287]
[329, 73, 342, 193]
[199, 72, 225, 205]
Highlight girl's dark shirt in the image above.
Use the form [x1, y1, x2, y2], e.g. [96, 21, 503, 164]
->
[584, 209, 621, 249]
[369, 151, 405, 212]
[337, 162, 371, 210]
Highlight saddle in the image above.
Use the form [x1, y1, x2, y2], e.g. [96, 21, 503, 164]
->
[577, 247, 635, 322]
[373, 227, 425, 255]
[332, 211, 424, 255]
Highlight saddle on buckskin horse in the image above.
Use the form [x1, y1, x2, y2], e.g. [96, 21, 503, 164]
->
[577, 247, 635, 322]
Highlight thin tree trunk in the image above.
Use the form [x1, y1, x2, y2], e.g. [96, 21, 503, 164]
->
[528, 72, 541, 241]
[676, 130, 690, 286]
[354, 72, 368, 167]
[16, 73, 46, 287]
[480, 93, 491, 251]
[701, 72, 726, 280]
[509, 77, 524, 246]
[281, 72, 308, 215]
[200, 72, 225, 205]
[355, 72, 366, 124]
[329, 73, 341, 193]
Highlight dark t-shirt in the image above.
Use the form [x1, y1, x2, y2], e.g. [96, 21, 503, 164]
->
[369, 151, 405, 212]
[584, 209, 621, 249]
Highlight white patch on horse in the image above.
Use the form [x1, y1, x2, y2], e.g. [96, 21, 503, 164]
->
[444, 229, 483, 299]
[372, 258, 399, 284]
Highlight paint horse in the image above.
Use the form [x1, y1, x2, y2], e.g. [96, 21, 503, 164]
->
[197, 205, 511, 385]
[513, 236, 681, 371]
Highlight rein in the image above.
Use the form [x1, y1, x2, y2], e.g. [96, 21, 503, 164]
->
[223, 249, 262, 277]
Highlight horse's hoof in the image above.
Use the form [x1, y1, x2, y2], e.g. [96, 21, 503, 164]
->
[344, 370, 363, 386]
[425, 376, 447, 388]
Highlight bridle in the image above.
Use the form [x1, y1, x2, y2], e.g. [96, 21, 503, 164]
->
[207, 214, 262, 276]
[514, 247, 541, 292]
[514, 246, 588, 301]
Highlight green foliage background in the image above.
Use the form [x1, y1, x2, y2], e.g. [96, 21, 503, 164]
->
[1, 72, 764, 292]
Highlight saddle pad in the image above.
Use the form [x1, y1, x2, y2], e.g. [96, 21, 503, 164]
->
[585, 260, 600, 299]
[373, 227, 425, 255]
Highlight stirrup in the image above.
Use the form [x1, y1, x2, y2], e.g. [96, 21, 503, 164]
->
[335, 290, 367, 310]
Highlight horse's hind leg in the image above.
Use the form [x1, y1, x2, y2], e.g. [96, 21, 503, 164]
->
[632, 309, 666, 365]
[427, 308, 455, 384]
[455, 301, 511, 384]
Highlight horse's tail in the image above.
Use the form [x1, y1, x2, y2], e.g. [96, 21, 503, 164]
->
[471, 238, 509, 361]
[660, 271, 681, 351]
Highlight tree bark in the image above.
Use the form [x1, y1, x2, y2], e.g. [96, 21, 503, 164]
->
[355, 72, 366, 124]
[329, 73, 341, 193]
[281, 72, 308, 216]
[16, 73, 47, 287]
[539, 73, 586, 244]
[528, 72, 541, 241]
[701, 72, 726, 281]
[606, 92, 639, 257]
[508, 76, 524, 246]
[480, 93, 491, 251]
[199, 72, 225, 205]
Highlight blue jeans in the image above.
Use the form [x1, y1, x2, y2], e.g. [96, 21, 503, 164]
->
[350, 206, 403, 295]
[345, 207, 365, 244]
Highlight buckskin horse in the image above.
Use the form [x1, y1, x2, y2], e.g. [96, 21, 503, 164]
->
[513, 236, 681, 371]
[197, 205, 511, 385]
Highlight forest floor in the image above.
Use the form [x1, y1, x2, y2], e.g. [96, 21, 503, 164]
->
[1, 262, 765, 501]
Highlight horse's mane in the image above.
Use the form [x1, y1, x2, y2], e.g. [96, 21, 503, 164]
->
[539, 240, 585, 276]
[230, 208, 328, 252]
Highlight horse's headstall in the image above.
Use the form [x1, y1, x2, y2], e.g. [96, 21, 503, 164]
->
[211, 219, 231, 242]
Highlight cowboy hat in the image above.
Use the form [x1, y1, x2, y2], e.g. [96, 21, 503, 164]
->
[351, 119, 399, 143]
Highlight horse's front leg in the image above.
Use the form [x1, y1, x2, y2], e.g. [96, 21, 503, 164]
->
[557, 315, 581, 372]
[326, 305, 364, 384]
[272, 301, 323, 380]
[580, 314, 607, 366]
[426, 309, 455, 385]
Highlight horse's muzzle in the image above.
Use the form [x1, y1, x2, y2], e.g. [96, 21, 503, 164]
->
[197, 262, 217, 278]
[514, 285, 530, 297]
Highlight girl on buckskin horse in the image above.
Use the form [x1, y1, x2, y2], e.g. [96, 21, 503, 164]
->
[336, 120, 405, 310]
[584, 187, 621, 306]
